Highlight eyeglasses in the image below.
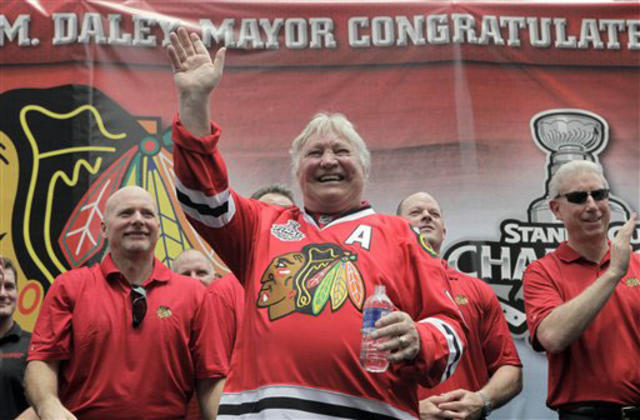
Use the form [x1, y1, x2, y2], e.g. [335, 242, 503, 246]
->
[130, 286, 147, 328]
[555, 188, 609, 205]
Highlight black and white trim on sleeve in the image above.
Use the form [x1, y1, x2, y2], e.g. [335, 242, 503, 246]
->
[419, 317, 464, 383]
[175, 177, 236, 228]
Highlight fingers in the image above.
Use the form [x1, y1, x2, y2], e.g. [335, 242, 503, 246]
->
[170, 29, 188, 64]
[212, 46, 227, 75]
[388, 342, 420, 362]
[178, 26, 196, 57]
[167, 44, 181, 72]
[373, 311, 421, 361]
[617, 212, 637, 242]
[438, 389, 466, 401]
[374, 311, 404, 327]
[192, 32, 210, 56]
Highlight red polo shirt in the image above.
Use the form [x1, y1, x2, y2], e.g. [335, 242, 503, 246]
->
[419, 263, 521, 399]
[201, 273, 245, 378]
[28, 254, 215, 419]
[186, 273, 244, 420]
[523, 242, 640, 408]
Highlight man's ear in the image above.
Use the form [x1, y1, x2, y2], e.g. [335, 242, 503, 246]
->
[549, 199, 562, 221]
[100, 220, 108, 239]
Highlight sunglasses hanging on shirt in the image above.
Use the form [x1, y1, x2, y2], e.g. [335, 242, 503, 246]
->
[130, 285, 147, 328]
[555, 188, 609, 205]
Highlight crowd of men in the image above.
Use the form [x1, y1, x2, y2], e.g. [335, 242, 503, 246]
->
[1, 27, 638, 420]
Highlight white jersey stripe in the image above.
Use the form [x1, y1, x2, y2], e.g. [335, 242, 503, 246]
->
[419, 317, 464, 383]
[218, 384, 416, 419]
[302, 208, 376, 230]
[218, 408, 341, 419]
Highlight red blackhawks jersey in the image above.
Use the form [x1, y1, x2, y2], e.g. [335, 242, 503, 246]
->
[419, 263, 521, 399]
[172, 119, 466, 419]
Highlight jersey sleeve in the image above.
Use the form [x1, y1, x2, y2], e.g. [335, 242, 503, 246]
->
[192, 275, 243, 379]
[523, 260, 563, 351]
[172, 116, 259, 281]
[392, 226, 467, 388]
[27, 272, 77, 361]
[478, 284, 522, 373]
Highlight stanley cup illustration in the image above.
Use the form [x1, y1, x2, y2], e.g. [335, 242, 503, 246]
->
[527, 109, 629, 223]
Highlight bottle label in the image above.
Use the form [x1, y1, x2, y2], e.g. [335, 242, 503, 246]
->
[362, 308, 391, 329]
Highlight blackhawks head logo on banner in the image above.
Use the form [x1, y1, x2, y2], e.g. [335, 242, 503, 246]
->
[0, 85, 228, 330]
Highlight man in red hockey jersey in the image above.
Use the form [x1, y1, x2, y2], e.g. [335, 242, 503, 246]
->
[167, 27, 467, 419]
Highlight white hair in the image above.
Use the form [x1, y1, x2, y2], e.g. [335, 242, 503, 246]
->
[289, 113, 371, 179]
[549, 160, 609, 199]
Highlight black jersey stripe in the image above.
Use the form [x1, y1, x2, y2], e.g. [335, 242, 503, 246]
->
[176, 188, 229, 218]
[218, 396, 403, 419]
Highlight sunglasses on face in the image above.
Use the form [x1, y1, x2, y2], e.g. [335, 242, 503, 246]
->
[130, 286, 147, 328]
[555, 188, 609, 205]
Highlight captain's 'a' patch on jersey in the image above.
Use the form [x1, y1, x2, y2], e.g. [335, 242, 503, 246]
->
[410, 225, 438, 257]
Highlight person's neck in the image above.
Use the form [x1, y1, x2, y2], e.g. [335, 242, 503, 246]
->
[110, 251, 155, 286]
[567, 235, 608, 264]
[0, 316, 14, 337]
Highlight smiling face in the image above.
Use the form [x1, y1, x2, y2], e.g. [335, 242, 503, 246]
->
[101, 186, 160, 257]
[296, 132, 366, 215]
[550, 170, 610, 244]
[0, 265, 17, 321]
[399, 192, 446, 254]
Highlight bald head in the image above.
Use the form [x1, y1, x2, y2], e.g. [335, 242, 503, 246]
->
[101, 186, 160, 257]
[397, 192, 446, 254]
[105, 186, 157, 217]
[173, 249, 217, 286]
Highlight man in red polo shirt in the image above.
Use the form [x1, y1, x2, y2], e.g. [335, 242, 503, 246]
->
[174, 249, 244, 420]
[24, 186, 222, 420]
[523, 160, 639, 419]
[398, 191, 522, 419]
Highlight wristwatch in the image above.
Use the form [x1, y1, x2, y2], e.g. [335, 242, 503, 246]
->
[477, 391, 493, 418]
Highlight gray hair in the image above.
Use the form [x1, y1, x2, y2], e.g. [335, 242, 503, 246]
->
[289, 113, 371, 178]
[549, 160, 609, 199]
[250, 183, 295, 203]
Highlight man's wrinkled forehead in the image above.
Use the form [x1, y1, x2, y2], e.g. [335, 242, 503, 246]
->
[105, 186, 158, 216]
[401, 192, 442, 214]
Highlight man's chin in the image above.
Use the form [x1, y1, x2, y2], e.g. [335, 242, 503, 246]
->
[0, 307, 15, 317]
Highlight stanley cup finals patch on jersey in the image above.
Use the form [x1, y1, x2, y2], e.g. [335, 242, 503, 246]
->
[410, 225, 438, 257]
[271, 220, 306, 241]
[256, 243, 366, 321]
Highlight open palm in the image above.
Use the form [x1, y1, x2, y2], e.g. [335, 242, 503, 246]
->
[168, 27, 225, 96]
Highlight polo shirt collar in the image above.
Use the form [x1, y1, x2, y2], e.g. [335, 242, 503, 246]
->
[555, 241, 611, 266]
[0, 321, 22, 343]
[100, 253, 171, 286]
[441, 260, 461, 282]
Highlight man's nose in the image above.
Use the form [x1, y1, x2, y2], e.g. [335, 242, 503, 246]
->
[319, 150, 338, 167]
[131, 211, 144, 223]
[584, 195, 598, 209]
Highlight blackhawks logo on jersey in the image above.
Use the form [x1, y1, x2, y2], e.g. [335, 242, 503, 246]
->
[410, 225, 438, 257]
[257, 243, 366, 321]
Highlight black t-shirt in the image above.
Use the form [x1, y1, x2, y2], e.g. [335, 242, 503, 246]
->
[0, 322, 31, 419]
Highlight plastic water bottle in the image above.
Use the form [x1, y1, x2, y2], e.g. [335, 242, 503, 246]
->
[360, 284, 394, 373]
